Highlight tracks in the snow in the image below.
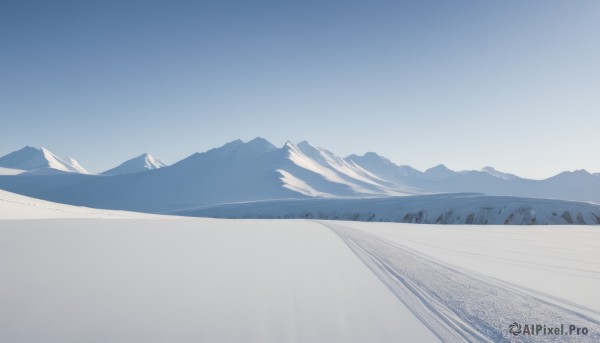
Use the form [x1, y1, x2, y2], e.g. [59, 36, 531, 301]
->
[318, 221, 600, 343]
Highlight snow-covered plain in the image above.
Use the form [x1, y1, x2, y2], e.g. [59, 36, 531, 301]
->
[0, 191, 437, 342]
[1, 191, 598, 342]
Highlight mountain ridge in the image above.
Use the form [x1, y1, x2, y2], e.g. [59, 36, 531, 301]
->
[0, 138, 599, 213]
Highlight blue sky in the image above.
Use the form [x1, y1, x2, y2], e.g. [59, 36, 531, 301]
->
[1, 1, 599, 178]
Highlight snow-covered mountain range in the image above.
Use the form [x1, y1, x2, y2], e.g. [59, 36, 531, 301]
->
[0, 138, 599, 220]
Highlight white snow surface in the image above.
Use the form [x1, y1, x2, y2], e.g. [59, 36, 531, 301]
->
[1, 195, 599, 342]
[326, 221, 600, 342]
[338, 220, 600, 314]
[0, 199, 437, 342]
[0, 189, 156, 219]
[102, 153, 167, 175]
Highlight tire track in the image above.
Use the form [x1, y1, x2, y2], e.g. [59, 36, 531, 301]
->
[319, 221, 600, 342]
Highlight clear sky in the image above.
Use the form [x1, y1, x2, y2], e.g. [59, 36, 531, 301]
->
[1, 1, 599, 178]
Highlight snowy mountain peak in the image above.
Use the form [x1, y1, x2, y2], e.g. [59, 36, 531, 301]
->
[480, 166, 519, 180]
[0, 146, 88, 174]
[296, 140, 320, 153]
[282, 141, 304, 156]
[297, 140, 316, 149]
[141, 153, 166, 168]
[102, 153, 167, 176]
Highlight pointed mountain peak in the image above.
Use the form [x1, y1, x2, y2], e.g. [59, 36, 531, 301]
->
[246, 137, 269, 144]
[281, 141, 305, 158]
[141, 153, 166, 167]
[297, 140, 315, 148]
[102, 153, 166, 176]
[297, 140, 321, 155]
[363, 151, 381, 158]
[14, 145, 41, 154]
[243, 137, 277, 152]
[283, 140, 297, 148]
[426, 164, 451, 172]
[0, 146, 87, 173]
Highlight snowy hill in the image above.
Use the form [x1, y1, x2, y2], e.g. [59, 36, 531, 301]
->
[102, 153, 166, 175]
[0, 146, 88, 174]
[0, 189, 155, 219]
[177, 194, 600, 225]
